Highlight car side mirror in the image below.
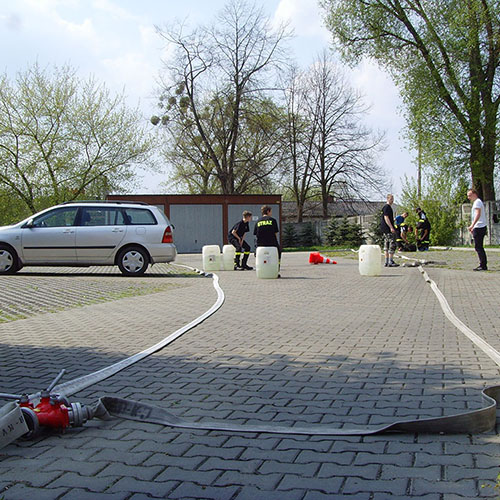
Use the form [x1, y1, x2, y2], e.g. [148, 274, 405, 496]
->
[23, 219, 34, 228]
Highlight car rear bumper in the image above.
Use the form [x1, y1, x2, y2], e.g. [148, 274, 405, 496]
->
[148, 243, 177, 263]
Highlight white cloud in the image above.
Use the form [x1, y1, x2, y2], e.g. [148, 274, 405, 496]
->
[1, 13, 23, 31]
[139, 24, 159, 47]
[101, 51, 159, 105]
[349, 59, 417, 190]
[274, 0, 330, 41]
[350, 59, 404, 129]
[57, 17, 98, 45]
[91, 0, 137, 21]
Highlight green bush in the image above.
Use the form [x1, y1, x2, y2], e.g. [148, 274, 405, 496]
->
[298, 222, 319, 247]
[326, 216, 365, 247]
[282, 223, 299, 248]
[368, 210, 384, 246]
[325, 217, 340, 246]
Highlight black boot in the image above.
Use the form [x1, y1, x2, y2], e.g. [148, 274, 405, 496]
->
[234, 254, 241, 270]
[241, 253, 253, 270]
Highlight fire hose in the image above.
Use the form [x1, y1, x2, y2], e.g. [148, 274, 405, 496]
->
[1, 263, 499, 450]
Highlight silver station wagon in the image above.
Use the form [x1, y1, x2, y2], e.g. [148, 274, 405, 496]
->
[0, 201, 176, 276]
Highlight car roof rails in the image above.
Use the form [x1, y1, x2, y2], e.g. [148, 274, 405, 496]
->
[61, 200, 150, 206]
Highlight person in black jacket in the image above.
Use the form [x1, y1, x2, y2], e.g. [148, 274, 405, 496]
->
[254, 205, 281, 275]
[228, 210, 253, 270]
[415, 207, 431, 251]
[380, 194, 399, 267]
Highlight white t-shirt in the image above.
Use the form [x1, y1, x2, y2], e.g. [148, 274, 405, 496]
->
[471, 199, 487, 228]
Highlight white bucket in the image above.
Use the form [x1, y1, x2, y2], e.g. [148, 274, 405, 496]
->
[359, 244, 382, 276]
[222, 244, 236, 271]
[256, 247, 279, 279]
[202, 245, 221, 272]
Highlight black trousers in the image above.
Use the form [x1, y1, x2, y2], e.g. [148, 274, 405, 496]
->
[472, 226, 487, 269]
[229, 236, 250, 255]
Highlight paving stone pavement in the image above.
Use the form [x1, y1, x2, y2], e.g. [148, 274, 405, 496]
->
[0, 251, 499, 499]
[0, 264, 197, 323]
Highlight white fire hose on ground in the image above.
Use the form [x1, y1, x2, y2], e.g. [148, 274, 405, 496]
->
[1, 263, 499, 450]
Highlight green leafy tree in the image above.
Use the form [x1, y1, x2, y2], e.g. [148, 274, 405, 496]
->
[400, 173, 461, 246]
[321, 0, 500, 201]
[0, 187, 29, 225]
[0, 63, 155, 215]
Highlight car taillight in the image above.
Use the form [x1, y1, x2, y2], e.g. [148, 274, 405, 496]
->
[162, 226, 173, 243]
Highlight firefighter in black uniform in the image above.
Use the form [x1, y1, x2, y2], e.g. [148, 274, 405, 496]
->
[228, 210, 253, 270]
[415, 207, 431, 251]
[394, 211, 408, 251]
[254, 205, 281, 275]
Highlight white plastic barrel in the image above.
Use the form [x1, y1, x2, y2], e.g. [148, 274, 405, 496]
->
[256, 247, 279, 279]
[202, 245, 221, 272]
[358, 244, 382, 276]
[222, 244, 236, 271]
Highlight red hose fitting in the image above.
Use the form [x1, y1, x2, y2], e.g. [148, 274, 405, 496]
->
[34, 393, 70, 429]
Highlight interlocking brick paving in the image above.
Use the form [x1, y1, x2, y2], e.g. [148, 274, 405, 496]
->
[0, 252, 498, 499]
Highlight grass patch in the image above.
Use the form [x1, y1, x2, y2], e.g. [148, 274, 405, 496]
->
[283, 246, 352, 253]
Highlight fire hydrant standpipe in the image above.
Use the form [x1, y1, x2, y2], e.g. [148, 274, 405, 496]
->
[0, 369, 110, 448]
[2, 263, 500, 448]
[0, 265, 220, 449]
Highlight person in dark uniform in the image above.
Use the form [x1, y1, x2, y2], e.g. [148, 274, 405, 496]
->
[254, 205, 281, 275]
[415, 207, 431, 251]
[400, 224, 416, 252]
[394, 211, 408, 250]
[228, 210, 253, 270]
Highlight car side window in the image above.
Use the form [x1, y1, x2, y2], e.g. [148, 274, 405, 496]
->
[123, 208, 157, 225]
[32, 207, 78, 228]
[81, 208, 126, 226]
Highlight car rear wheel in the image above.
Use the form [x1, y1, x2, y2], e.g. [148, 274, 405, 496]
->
[0, 245, 19, 275]
[117, 246, 149, 276]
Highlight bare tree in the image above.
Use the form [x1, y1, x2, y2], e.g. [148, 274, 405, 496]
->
[280, 66, 318, 222]
[153, 0, 290, 194]
[305, 52, 386, 218]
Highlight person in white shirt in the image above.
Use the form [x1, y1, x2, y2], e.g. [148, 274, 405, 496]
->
[467, 189, 488, 271]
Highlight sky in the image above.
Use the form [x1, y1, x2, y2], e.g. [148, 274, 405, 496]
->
[0, 0, 417, 200]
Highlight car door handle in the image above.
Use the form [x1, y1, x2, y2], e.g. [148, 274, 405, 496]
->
[63, 229, 75, 234]
[112, 228, 124, 232]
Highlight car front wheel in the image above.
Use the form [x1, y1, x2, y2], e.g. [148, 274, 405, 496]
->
[0, 245, 19, 275]
[117, 246, 149, 276]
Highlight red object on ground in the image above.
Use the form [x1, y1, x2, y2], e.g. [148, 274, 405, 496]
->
[309, 252, 337, 265]
[34, 395, 70, 429]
